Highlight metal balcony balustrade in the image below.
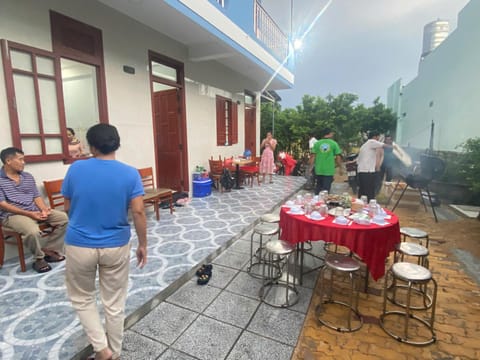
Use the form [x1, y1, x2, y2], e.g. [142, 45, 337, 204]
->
[254, 1, 289, 61]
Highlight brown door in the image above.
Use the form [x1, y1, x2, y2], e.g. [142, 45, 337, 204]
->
[153, 88, 183, 191]
[244, 106, 256, 155]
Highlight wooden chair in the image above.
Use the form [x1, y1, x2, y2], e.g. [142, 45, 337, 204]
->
[209, 156, 224, 192]
[0, 224, 27, 272]
[241, 156, 261, 187]
[138, 167, 173, 220]
[0, 180, 63, 272]
[43, 179, 65, 210]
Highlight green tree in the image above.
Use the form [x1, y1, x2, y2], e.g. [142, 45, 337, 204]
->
[260, 93, 397, 159]
[359, 97, 397, 135]
[458, 137, 480, 205]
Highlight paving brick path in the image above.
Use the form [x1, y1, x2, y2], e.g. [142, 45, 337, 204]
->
[293, 202, 480, 360]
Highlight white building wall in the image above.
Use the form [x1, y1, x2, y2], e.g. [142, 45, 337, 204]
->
[0, 0, 261, 193]
[395, 0, 480, 151]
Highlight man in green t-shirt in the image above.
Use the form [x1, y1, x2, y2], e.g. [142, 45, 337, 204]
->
[310, 128, 342, 194]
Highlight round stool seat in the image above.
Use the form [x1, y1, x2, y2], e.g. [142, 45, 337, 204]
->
[397, 242, 429, 257]
[392, 262, 431, 282]
[261, 213, 280, 223]
[265, 240, 295, 256]
[253, 223, 279, 236]
[325, 254, 360, 272]
[400, 227, 428, 239]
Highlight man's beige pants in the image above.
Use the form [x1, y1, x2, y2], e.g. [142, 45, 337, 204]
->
[65, 243, 131, 359]
[2, 210, 67, 259]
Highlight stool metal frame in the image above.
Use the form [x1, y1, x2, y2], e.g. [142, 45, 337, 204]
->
[296, 241, 325, 285]
[317, 253, 363, 332]
[400, 227, 430, 248]
[247, 223, 280, 279]
[395, 242, 429, 269]
[380, 262, 437, 346]
[322, 243, 370, 293]
[260, 240, 299, 308]
[393, 242, 430, 310]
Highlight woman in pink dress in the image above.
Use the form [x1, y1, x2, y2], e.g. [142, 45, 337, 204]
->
[259, 132, 277, 183]
[67, 127, 85, 158]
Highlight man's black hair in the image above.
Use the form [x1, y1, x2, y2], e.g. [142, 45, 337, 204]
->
[368, 130, 380, 139]
[321, 128, 333, 137]
[86, 123, 120, 155]
[67, 127, 75, 135]
[1, 147, 24, 164]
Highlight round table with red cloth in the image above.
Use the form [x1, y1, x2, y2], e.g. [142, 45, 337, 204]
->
[279, 207, 401, 281]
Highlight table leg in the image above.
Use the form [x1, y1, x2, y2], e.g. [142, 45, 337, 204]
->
[233, 164, 243, 189]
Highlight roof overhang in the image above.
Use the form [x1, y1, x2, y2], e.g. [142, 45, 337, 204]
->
[98, 0, 294, 92]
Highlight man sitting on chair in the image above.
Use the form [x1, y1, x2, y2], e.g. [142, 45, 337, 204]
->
[0, 147, 68, 273]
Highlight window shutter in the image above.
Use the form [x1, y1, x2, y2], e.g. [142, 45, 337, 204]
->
[216, 96, 226, 146]
[231, 102, 238, 145]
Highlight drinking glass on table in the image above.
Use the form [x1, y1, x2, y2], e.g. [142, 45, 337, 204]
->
[320, 190, 328, 201]
[360, 195, 368, 206]
[296, 194, 304, 205]
[304, 193, 313, 205]
[305, 203, 313, 216]
[319, 204, 328, 217]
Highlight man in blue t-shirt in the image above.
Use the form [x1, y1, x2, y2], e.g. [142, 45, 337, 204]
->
[62, 124, 147, 360]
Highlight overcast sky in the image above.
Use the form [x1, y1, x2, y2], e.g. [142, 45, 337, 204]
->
[261, 0, 470, 109]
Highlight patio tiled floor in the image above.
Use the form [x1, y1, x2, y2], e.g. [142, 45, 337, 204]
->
[0, 175, 307, 360]
[2, 175, 479, 359]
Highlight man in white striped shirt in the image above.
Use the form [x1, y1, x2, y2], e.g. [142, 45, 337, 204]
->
[0, 147, 67, 273]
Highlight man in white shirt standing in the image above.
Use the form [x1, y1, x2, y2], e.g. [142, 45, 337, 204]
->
[356, 130, 384, 201]
[307, 133, 318, 189]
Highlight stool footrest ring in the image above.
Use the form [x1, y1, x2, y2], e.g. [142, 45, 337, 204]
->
[379, 311, 436, 346]
[317, 300, 363, 332]
[260, 282, 299, 308]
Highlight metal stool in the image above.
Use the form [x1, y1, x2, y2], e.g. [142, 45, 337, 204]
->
[259, 240, 299, 308]
[260, 213, 280, 224]
[247, 223, 280, 279]
[380, 262, 437, 346]
[395, 242, 429, 268]
[317, 253, 363, 332]
[400, 227, 430, 248]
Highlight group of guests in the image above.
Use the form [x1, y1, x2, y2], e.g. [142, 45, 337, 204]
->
[0, 124, 147, 360]
[309, 128, 395, 201]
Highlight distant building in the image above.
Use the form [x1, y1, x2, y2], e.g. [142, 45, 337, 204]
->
[387, 0, 480, 152]
[421, 19, 450, 60]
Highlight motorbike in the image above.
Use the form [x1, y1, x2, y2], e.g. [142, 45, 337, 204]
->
[345, 153, 358, 195]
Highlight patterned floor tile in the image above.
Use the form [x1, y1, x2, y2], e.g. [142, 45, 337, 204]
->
[0, 176, 306, 359]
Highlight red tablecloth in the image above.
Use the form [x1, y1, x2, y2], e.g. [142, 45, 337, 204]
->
[279, 207, 401, 281]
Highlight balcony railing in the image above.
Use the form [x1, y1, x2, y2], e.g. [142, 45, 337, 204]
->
[254, 1, 289, 61]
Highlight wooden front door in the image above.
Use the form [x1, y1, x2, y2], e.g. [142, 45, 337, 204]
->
[153, 88, 183, 191]
[244, 106, 256, 155]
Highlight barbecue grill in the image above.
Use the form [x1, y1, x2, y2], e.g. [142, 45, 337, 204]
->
[387, 153, 446, 222]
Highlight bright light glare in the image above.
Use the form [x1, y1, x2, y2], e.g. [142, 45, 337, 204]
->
[293, 39, 303, 50]
[260, 0, 334, 94]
